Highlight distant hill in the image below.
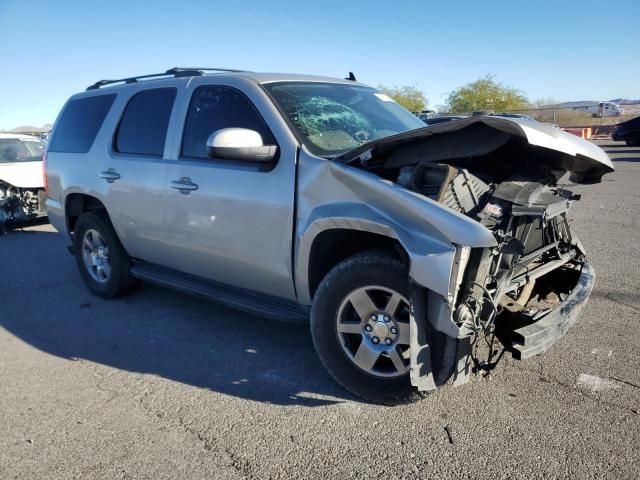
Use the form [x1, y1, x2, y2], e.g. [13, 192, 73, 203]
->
[2, 124, 52, 133]
[609, 99, 640, 105]
[555, 99, 640, 108]
[14, 124, 53, 132]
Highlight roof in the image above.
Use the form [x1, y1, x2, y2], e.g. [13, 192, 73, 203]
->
[0, 133, 42, 140]
[84, 68, 367, 92]
[230, 71, 366, 86]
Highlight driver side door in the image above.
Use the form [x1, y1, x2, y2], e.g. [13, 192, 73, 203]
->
[162, 84, 297, 300]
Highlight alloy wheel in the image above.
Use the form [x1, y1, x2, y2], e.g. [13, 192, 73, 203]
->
[80, 229, 111, 283]
[336, 285, 411, 378]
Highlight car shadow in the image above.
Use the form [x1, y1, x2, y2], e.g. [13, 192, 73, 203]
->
[607, 149, 640, 154]
[602, 144, 628, 148]
[0, 227, 352, 407]
[603, 147, 640, 162]
[0, 215, 50, 234]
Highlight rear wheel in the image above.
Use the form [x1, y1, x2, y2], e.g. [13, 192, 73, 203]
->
[311, 250, 427, 404]
[73, 212, 137, 298]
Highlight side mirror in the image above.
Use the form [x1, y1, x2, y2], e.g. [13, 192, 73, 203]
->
[206, 128, 278, 162]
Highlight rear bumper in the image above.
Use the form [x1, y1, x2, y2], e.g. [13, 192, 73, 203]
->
[45, 197, 65, 233]
[510, 262, 595, 360]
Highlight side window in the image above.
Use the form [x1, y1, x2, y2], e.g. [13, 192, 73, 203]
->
[181, 85, 276, 159]
[48, 94, 116, 153]
[115, 88, 176, 156]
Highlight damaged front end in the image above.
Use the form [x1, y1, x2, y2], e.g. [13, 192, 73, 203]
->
[337, 117, 612, 391]
[0, 182, 46, 232]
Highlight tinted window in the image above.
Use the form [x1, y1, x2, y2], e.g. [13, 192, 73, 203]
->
[48, 94, 116, 153]
[115, 88, 176, 156]
[181, 86, 276, 159]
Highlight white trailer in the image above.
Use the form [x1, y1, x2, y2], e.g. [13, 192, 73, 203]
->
[567, 101, 623, 117]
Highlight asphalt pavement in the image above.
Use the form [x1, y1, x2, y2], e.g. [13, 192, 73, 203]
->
[1, 140, 638, 479]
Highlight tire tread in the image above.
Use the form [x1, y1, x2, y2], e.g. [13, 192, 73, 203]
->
[311, 249, 429, 405]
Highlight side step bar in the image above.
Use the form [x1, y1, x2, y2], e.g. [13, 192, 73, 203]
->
[130, 263, 310, 323]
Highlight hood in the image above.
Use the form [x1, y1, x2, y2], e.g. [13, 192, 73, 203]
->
[336, 116, 614, 184]
[0, 161, 44, 188]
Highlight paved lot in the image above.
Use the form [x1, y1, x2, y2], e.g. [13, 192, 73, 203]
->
[1, 140, 639, 479]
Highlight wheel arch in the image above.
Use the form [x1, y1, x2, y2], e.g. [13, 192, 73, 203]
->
[295, 207, 458, 305]
[65, 193, 109, 234]
[306, 228, 407, 302]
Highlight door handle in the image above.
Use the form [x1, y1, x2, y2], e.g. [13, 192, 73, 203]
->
[99, 168, 121, 183]
[170, 177, 199, 193]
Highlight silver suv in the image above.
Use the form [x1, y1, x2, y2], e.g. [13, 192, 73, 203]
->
[45, 68, 614, 404]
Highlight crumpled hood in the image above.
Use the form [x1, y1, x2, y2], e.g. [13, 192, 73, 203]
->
[0, 161, 44, 188]
[337, 116, 614, 184]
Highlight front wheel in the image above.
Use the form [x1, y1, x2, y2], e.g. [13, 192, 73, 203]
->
[625, 135, 639, 146]
[311, 250, 426, 404]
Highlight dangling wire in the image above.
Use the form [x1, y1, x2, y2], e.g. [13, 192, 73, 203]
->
[469, 282, 505, 374]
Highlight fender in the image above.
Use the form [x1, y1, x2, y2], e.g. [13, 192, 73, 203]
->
[294, 148, 497, 304]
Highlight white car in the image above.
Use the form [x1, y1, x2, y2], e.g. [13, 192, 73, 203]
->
[0, 133, 47, 229]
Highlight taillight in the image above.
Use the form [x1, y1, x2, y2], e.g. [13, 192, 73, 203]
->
[43, 151, 48, 193]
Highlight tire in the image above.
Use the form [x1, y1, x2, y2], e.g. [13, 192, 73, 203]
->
[625, 135, 639, 146]
[73, 211, 138, 298]
[310, 250, 427, 405]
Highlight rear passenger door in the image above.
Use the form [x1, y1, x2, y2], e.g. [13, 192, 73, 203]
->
[101, 87, 177, 264]
[163, 84, 297, 300]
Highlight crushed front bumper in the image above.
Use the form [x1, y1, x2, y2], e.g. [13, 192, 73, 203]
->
[509, 262, 595, 360]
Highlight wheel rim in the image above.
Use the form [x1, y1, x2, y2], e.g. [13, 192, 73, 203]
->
[336, 285, 411, 378]
[81, 229, 111, 283]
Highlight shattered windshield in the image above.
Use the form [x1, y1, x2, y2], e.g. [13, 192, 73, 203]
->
[263, 82, 425, 157]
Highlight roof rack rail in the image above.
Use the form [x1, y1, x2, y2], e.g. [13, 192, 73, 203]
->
[86, 67, 249, 91]
[166, 67, 248, 74]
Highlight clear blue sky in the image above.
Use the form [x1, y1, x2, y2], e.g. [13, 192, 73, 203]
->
[1, 0, 638, 130]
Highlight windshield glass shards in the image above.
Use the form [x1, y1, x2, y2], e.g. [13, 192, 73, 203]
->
[264, 82, 424, 157]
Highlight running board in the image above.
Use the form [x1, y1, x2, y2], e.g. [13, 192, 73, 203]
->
[130, 263, 310, 323]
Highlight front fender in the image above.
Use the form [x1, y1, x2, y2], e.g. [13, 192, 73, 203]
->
[295, 203, 456, 303]
[294, 148, 497, 304]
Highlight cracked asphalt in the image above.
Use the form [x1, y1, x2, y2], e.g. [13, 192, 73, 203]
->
[1, 140, 639, 479]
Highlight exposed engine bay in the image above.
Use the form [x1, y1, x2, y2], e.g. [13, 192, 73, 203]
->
[0, 182, 46, 232]
[396, 162, 583, 346]
[339, 119, 612, 369]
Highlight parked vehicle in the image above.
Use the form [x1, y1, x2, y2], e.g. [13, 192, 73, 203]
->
[414, 110, 435, 122]
[421, 115, 467, 125]
[45, 68, 614, 404]
[493, 113, 537, 121]
[0, 133, 47, 230]
[567, 101, 623, 118]
[612, 116, 640, 146]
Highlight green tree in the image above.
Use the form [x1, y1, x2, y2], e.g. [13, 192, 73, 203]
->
[445, 75, 528, 113]
[378, 85, 428, 112]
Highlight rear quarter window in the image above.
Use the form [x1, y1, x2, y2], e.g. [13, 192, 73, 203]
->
[48, 94, 116, 153]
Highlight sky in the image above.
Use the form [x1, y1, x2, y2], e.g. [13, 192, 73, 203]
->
[1, 0, 639, 130]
